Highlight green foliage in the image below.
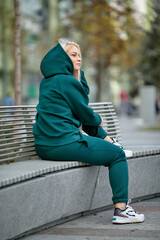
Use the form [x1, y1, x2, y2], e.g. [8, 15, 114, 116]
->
[0, 0, 15, 99]
[66, 0, 143, 100]
[71, 1, 125, 65]
[0, 0, 147, 102]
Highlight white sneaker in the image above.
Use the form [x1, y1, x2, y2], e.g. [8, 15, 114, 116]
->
[124, 149, 133, 158]
[112, 137, 133, 158]
[112, 200, 145, 224]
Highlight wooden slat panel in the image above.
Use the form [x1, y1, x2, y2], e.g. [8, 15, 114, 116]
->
[0, 144, 35, 153]
[0, 127, 33, 133]
[0, 140, 34, 148]
[0, 147, 35, 158]
[1, 122, 35, 128]
[1, 131, 32, 138]
[0, 114, 36, 118]
[0, 152, 37, 163]
[0, 118, 35, 123]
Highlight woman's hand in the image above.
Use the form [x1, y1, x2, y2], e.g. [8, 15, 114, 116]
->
[99, 116, 103, 127]
[104, 135, 113, 143]
[79, 125, 82, 132]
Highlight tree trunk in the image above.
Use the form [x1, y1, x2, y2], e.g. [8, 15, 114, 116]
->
[14, 0, 21, 105]
[95, 60, 102, 102]
[48, 0, 59, 47]
[1, 0, 7, 100]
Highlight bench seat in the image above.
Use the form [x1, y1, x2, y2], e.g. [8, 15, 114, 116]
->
[0, 145, 160, 188]
[0, 160, 87, 188]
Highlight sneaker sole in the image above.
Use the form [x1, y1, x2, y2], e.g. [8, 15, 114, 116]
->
[112, 215, 144, 224]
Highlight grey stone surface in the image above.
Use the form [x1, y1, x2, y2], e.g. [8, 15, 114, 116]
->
[0, 166, 99, 240]
[0, 160, 87, 187]
[91, 167, 112, 209]
[128, 156, 160, 199]
[20, 236, 160, 240]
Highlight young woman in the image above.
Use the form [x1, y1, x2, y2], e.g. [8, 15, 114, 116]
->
[33, 39, 144, 224]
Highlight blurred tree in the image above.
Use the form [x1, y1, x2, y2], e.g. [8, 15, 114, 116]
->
[14, 0, 21, 105]
[119, 0, 144, 98]
[0, 0, 14, 101]
[68, 0, 142, 101]
[140, 0, 160, 90]
[48, 0, 60, 47]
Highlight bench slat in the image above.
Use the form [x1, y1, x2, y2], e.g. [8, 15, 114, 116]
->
[0, 144, 35, 153]
[0, 118, 34, 123]
[0, 148, 35, 158]
[0, 135, 34, 143]
[0, 122, 35, 128]
[0, 127, 33, 133]
[0, 114, 36, 118]
[0, 109, 36, 112]
[0, 152, 37, 163]
[0, 140, 34, 148]
[1, 131, 33, 138]
[0, 105, 36, 109]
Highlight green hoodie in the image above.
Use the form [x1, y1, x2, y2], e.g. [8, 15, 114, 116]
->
[33, 43, 107, 146]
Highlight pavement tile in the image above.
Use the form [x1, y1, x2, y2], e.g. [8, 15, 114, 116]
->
[134, 206, 160, 212]
[19, 236, 160, 240]
[20, 197, 160, 240]
[38, 228, 160, 238]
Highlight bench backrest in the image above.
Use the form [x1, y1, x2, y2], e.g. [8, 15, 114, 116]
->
[0, 102, 121, 164]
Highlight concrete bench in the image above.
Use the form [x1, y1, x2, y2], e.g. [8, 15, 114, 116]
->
[0, 102, 160, 240]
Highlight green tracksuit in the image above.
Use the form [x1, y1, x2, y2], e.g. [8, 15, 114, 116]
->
[33, 43, 128, 204]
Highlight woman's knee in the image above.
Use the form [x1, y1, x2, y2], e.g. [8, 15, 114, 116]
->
[118, 148, 126, 161]
[107, 148, 126, 168]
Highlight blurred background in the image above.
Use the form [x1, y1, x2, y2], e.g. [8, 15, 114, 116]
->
[0, 0, 160, 127]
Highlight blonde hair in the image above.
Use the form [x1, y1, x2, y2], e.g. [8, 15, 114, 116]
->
[59, 38, 81, 81]
[59, 38, 80, 52]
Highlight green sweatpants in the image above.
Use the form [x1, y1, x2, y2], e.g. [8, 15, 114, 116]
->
[35, 135, 128, 204]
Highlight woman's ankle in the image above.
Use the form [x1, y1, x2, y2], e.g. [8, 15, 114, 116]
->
[115, 202, 126, 210]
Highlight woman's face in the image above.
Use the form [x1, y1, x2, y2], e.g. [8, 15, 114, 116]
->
[66, 45, 81, 71]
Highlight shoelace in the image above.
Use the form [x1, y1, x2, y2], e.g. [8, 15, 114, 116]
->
[112, 136, 123, 149]
[126, 199, 133, 210]
[127, 199, 132, 206]
[112, 135, 119, 143]
[126, 199, 139, 215]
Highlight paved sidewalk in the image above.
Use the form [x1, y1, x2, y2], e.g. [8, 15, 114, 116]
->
[19, 116, 160, 240]
[20, 197, 160, 240]
[118, 116, 160, 147]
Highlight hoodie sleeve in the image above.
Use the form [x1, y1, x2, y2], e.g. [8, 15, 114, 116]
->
[58, 76, 102, 126]
[82, 125, 108, 139]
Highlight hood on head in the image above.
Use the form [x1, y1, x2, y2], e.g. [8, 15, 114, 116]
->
[40, 43, 74, 78]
